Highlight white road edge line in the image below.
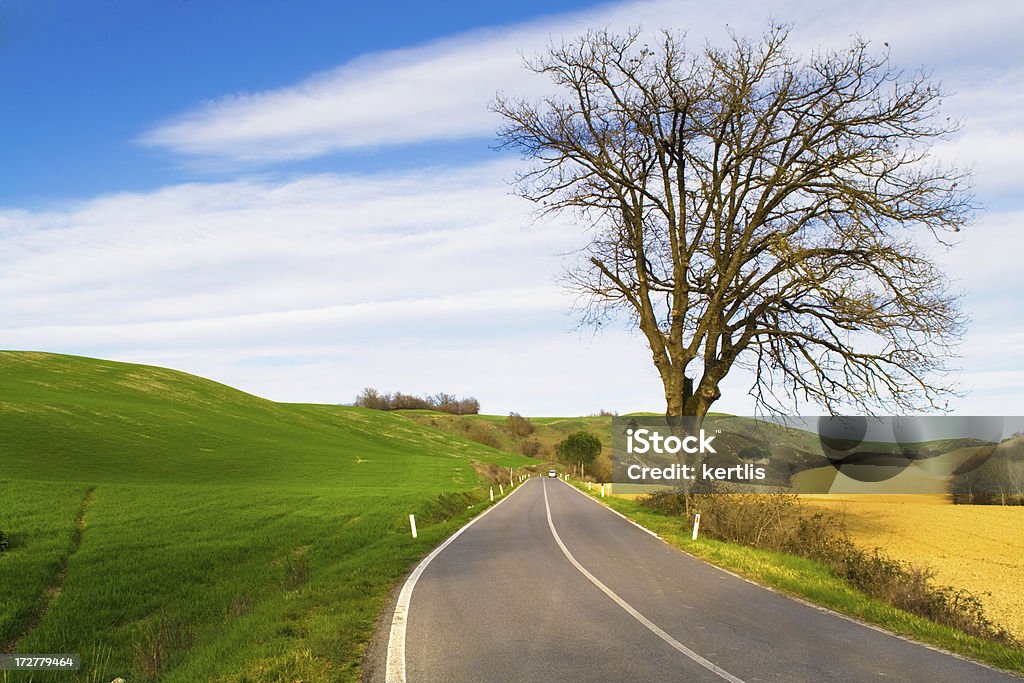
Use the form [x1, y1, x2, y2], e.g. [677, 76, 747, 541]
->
[542, 479, 746, 683]
[385, 478, 530, 683]
[558, 480, 1019, 678]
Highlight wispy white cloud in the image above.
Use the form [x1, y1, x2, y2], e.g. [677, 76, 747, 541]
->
[935, 210, 1024, 292]
[139, 0, 1024, 178]
[0, 161, 575, 325]
[0, 162, 655, 413]
[4, 160, 1021, 414]
[109, 331, 666, 416]
[136, 23, 554, 163]
[1, 287, 565, 346]
[8, 0, 1024, 414]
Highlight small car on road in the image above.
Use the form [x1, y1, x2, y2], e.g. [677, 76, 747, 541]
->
[548, 469, 557, 477]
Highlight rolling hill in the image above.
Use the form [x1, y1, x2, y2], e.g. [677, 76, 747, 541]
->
[0, 351, 534, 682]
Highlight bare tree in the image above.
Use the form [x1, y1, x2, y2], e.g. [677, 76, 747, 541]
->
[493, 25, 973, 421]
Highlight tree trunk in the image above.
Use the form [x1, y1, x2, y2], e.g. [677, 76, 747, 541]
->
[664, 375, 694, 417]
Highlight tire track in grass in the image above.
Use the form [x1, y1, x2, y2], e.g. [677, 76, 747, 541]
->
[3, 486, 96, 653]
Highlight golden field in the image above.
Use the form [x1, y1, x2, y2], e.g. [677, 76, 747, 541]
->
[803, 494, 1024, 639]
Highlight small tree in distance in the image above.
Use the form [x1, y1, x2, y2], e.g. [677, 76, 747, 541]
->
[494, 24, 973, 422]
[556, 431, 603, 474]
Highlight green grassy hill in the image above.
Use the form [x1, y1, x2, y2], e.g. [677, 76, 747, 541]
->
[0, 351, 534, 682]
[400, 411, 616, 477]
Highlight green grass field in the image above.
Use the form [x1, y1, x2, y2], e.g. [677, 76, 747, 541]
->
[0, 351, 534, 682]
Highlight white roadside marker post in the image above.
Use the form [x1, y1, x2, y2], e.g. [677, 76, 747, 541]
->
[587, 482, 591, 491]
[499, 483, 504, 495]
[692, 513, 701, 541]
[410, 514, 418, 539]
[490, 487, 494, 502]
[600, 483, 605, 497]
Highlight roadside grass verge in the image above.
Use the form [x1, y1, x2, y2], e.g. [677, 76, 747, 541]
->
[0, 351, 535, 681]
[570, 482, 1024, 676]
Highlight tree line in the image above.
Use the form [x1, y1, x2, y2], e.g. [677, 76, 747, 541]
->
[948, 439, 1024, 506]
[354, 387, 480, 415]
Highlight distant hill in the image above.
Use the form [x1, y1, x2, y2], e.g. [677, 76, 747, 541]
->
[0, 350, 526, 486]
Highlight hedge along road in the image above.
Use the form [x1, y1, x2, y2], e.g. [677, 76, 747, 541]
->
[378, 477, 1019, 682]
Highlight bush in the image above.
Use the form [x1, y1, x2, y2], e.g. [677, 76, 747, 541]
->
[592, 459, 613, 482]
[738, 446, 771, 462]
[389, 391, 432, 410]
[505, 412, 535, 437]
[0, 529, 9, 552]
[642, 489, 802, 550]
[473, 461, 508, 485]
[354, 387, 390, 411]
[519, 439, 543, 457]
[454, 398, 481, 415]
[466, 423, 501, 449]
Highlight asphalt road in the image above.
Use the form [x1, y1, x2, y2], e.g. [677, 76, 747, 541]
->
[382, 477, 1020, 682]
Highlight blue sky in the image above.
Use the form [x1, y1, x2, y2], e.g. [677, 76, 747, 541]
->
[2, 0, 1023, 415]
[0, 0, 597, 203]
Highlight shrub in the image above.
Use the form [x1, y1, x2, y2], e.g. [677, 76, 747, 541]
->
[473, 461, 508, 485]
[454, 398, 481, 415]
[642, 489, 802, 550]
[0, 529, 9, 552]
[519, 439, 543, 457]
[738, 446, 771, 462]
[466, 423, 501, 449]
[390, 392, 432, 410]
[592, 459, 613, 482]
[354, 387, 390, 411]
[505, 412, 535, 437]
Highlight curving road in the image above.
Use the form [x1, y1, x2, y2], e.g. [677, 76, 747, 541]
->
[377, 477, 1020, 682]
